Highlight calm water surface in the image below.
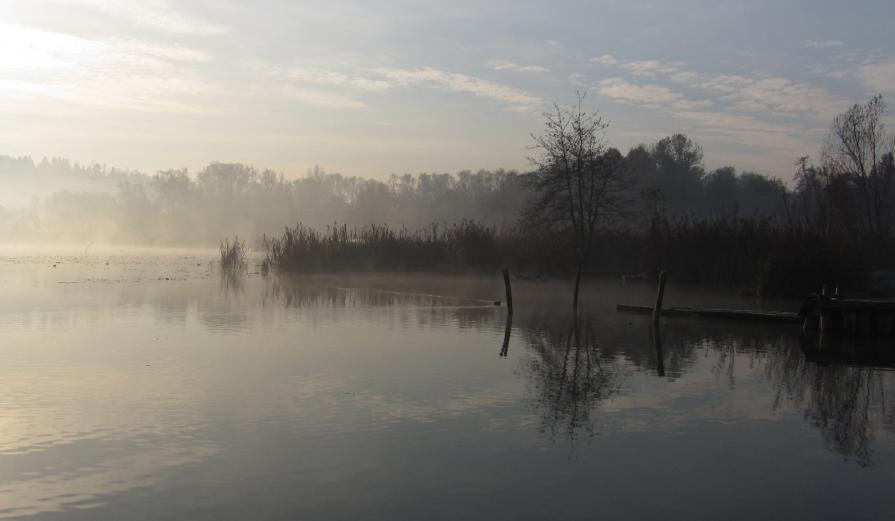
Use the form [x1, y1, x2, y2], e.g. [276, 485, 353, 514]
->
[1, 246, 894, 520]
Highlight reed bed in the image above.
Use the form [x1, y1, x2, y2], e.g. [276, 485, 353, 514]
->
[220, 236, 247, 272]
[257, 218, 877, 298]
[262, 220, 500, 273]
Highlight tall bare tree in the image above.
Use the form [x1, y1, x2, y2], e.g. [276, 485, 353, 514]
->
[823, 94, 895, 249]
[526, 96, 628, 311]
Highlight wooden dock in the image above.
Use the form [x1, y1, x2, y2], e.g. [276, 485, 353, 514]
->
[619, 296, 895, 338]
[801, 297, 895, 337]
[616, 304, 800, 323]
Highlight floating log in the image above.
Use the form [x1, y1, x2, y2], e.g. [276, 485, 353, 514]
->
[617, 304, 800, 323]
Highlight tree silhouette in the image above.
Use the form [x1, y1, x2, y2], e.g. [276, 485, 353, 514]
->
[526, 96, 629, 311]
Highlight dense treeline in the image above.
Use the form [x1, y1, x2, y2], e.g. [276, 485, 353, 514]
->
[0, 134, 783, 245]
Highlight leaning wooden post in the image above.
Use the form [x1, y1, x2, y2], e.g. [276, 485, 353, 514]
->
[652, 271, 667, 326]
[501, 268, 514, 315]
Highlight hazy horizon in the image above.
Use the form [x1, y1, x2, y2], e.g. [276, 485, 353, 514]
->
[2, 0, 893, 181]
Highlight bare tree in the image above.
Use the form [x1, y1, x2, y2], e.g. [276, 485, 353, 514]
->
[823, 94, 895, 249]
[526, 96, 628, 311]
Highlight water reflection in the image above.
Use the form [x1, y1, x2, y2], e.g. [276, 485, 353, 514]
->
[201, 275, 895, 465]
[514, 309, 895, 465]
[523, 316, 621, 441]
[2, 261, 895, 519]
[770, 336, 895, 465]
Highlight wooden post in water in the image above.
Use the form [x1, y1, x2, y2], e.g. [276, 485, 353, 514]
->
[651, 325, 666, 377]
[500, 314, 513, 357]
[652, 271, 667, 326]
[502, 268, 514, 316]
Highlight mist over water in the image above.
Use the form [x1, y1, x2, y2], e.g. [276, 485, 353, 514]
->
[4, 0, 895, 518]
[1, 248, 893, 520]
[0, 141, 786, 247]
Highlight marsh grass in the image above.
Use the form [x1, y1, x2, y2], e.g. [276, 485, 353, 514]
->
[262, 221, 500, 273]
[257, 218, 873, 298]
[220, 236, 247, 272]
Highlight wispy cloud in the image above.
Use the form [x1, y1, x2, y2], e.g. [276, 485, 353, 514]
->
[489, 60, 548, 73]
[723, 77, 845, 116]
[670, 109, 806, 151]
[670, 71, 699, 84]
[57, 0, 230, 35]
[621, 60, 684, 77]
[286, 87, 366, 109]
[0, 23, 213, 113]
[598, 77, 683, 104]
[289, 68, 391, 91]
[804, 39, 844, 49]
[856, 61, 895, 95]
[112, 40, 212, 62]
[591, 54, 617, 66]
[616, 59, 847, 119]
[671, 99, 714, 110]
[595, 60, 838, 158]
[248, 61, 542, 112]
[373, 67, 542, 111]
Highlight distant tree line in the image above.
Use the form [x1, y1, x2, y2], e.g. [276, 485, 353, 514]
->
[1, 141, 784, 245]
[1, 95, 892, 296]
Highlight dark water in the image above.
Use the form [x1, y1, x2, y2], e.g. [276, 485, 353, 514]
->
[1, 247, 894, 520]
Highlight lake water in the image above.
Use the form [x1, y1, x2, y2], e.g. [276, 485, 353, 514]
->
[1, 246, 894, 520]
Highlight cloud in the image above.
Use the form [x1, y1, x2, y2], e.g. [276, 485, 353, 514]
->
[696, 74, 750, 92]
[286, 87, 366, 109]
[0, 23, 213, 113]
[657, 67, 846, 118]
[489, 60, 548, 73]
[712, 76, 845, 117]
[57, 0, 230, 35]
[670, 71, 699, 85]
[672, 99, 714, 110]
[112, 40, 212, 62]
[253, 63, 541, 111]
[621, 60, 683, 77]
[856, 61, 895, 95]
[373, 67, 541, 111]
[804, 39, 844, 49]
[670, 109, 806, 151]
[288, 68, 391, 91]
[597, 77, 683, 104]
[591, 55, 617, 65]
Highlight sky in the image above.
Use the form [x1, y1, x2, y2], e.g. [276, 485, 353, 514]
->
[0, 0, 893, 181]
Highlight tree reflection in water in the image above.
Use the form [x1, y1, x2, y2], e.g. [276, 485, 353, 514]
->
[523, 315, 622, 442]
[519, 310, 895, 465]
[767, 335, 895, 465]
[241, 276, 895, 465]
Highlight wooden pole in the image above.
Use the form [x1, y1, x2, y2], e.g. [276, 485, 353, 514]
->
[502, 268, 514, 315]
[651, 325, 665, 377]
[500, 314, 513, 357]
[652, 271, 667, 326]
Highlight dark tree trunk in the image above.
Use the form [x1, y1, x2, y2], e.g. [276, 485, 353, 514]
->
[572, 261, 583, 312]
[572, 245, 590, 313]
